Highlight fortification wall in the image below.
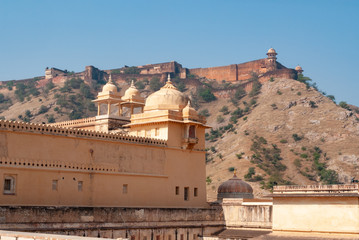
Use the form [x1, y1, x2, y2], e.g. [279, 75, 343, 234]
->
[0, 206, 225, 239]
[0, 120, 207, 208]
[259, 69, 297, 83]
[190, 64, 237, 81]
[111, 73, 165, 83]
[189, 59, 273, 82]
[236, 59, 267, 81]
[138, 62, 179, 75]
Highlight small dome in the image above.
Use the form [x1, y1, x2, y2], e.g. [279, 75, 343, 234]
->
[217, 172, 253, 201]
[123, 80, 141, 101]
[295, 65, 303, 71]
[267, 48, 277, 54]
[183, 101, 198, 119]
[144, 75, 188, 112]
[102, 75, 118, 93]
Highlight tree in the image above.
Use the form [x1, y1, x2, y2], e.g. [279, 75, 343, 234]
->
[149, 77, 162, 91]
[244, 167, 256, 180]
[339, 101, 351, 110]
[327, 95, 335, 102]
[0, 94, 5, 103]
[123, 66, 141, 74]
[296, 73, 312, 84]
[38, 105, 48, 114]
[198, 87, 216, 102]
[234, 86, 246, 100]
[80, 83, 93, 99]
[134, 80, 145, 90]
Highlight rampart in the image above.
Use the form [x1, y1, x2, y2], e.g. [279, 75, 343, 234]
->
[0, 206, 225, 239]
[189, 59, 293, 83]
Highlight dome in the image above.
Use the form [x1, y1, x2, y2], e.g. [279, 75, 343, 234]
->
[182, 101, 198, 119]
[267, 48, 277, 54]
[123, 80, 141, 101]
[295, 65, 303, 71]
[217, 172, 254, 201]
[144, 75, 188, 112]
[102, 75, 118, 93]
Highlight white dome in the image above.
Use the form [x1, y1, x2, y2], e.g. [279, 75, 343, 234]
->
[144, 75, 188, 112]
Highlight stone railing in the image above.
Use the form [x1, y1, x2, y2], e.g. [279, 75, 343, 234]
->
[273, 184, 359, 194]
[50, 117, 96, 127]
[0, 120, 167, 146]
[0, 230, 115, 240]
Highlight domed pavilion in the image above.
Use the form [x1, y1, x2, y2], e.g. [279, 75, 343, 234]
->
[217, 171, 254, 201]
[125, 74, 209, 149]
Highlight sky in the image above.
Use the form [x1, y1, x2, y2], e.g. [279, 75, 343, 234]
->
[0, 0, 358, 105]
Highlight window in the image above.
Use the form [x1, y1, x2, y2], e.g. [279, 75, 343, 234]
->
[123, 184, 128, 194]
[193, 234, 196, 240]
[143, 237, 147, 240]
[189, 126, 196, 138]
[3, 175, 16, 195]
[78, 181, 83, 192]
[175, 186, 179, 195]
[184, 187, 189, 201]
[131, 236, 135, 240]
[155, 128, 159, 136]
[52, 180, 58, 191]
[194, 188, 198, 197]
[180, 234, 184, 240]
[168, 236, 171, 240]
[156, 236, 160, 240]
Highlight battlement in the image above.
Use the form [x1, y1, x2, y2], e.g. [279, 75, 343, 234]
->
[0, 120, 167, 146]
[50, 117, 97, 127]
[272, 184, 359, 197]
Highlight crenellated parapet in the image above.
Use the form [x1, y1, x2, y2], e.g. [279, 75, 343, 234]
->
[0, 120, 167, 146]
[273, 184, 359, 196]
[50, 117, 96, 128]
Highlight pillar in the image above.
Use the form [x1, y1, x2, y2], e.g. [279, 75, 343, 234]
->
[97, 104, 101, 116]
[107, 102, 111, 115]
[119, 105, 122, 116]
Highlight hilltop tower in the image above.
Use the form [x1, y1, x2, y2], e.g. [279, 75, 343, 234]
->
[266, 48, 278, 72]
[295, 65, 304, 74]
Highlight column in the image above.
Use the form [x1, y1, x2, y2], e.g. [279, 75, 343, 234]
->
[107, 102, 111, 115]
[97, 103, 101, 116]
[118, 105, 122, 116]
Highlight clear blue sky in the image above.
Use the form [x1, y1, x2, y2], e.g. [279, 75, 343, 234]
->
[1, 0, 358, 105]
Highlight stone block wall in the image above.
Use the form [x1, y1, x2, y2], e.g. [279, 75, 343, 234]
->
[0, 206, 225, 240]
[189, 64, 237, 82]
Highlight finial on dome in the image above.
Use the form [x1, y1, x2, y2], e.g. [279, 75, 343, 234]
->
[161, 74, 177, 90]
[233, 169, 237, 177]
[167, 74, 172, 83]
[130, 80, 135, 88]
[108, 74, 113, 83]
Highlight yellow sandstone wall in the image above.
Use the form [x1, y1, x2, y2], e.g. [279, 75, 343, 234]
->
[0, 121, 207, 208]
[273, 197, 359, 234]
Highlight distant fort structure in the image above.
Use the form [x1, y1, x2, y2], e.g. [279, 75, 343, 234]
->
[42, 48, 301, 88]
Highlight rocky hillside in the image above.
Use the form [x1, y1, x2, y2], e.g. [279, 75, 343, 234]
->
[202, 78, 359, 201]
[0, 72, 359, 201]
